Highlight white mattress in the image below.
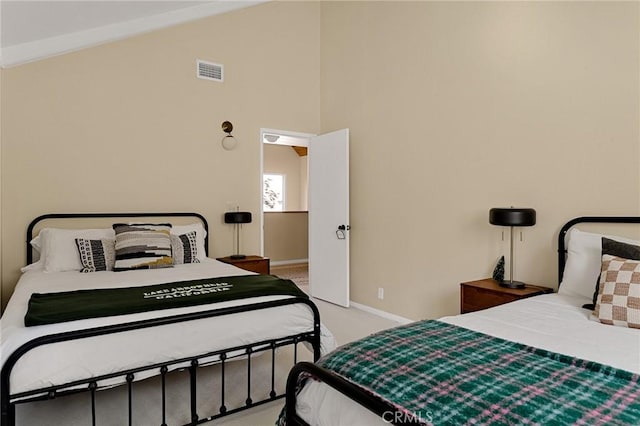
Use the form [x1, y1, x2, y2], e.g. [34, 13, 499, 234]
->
[295, 293, 640, 426]
[0, 259, 335, 395]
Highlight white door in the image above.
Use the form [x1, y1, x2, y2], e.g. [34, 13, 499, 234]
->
[308, 129, 350, 307]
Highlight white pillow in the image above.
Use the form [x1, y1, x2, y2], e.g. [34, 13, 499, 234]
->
[21, 235, 45, 272]
[22, 223, 207, 273]
[42, 228, 115, 272]
[31, 234, 43, 253]
[559, 228, 640, 299]
[171, 223, 208, 261]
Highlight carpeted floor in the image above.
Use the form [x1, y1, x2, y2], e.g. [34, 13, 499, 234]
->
[271, 263, 309, 293]
[216, 262, 403, 426]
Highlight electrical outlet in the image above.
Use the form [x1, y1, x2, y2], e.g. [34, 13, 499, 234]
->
[377, 287, 384, 300]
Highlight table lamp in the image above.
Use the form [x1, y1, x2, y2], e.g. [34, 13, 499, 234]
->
[224, 211, 252, 259]
[489, 207, 536, 289]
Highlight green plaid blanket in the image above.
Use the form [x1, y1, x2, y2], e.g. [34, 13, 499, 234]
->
[284, 320, 640, 425]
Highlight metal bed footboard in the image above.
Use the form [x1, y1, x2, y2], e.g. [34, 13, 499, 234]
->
[285, 362, 420, 426]
[2, 297, 321, 426]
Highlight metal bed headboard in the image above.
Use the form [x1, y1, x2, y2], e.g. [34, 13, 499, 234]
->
[557, 216, 640, 285]
[26, 212, 209, 265]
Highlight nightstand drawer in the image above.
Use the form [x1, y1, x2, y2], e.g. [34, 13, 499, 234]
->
[216, 256, 270, 275]
[462, 286, 518, 313]
[460, 279, 553, 314]
[236, 259, 270, 274]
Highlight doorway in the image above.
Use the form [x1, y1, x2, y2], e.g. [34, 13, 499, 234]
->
[259, 128, 314, 266]
[260, 128, 351, 307]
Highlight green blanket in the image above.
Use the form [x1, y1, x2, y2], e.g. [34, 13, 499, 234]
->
[25, 274, 307, 327]
[282, 320, 640, 425]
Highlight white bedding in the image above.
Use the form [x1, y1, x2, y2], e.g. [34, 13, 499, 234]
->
[0, 259, 335, 395]
[295, 293, 640, 426]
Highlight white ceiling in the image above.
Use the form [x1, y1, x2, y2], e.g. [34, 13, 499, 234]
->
[0, 0, 266, 67]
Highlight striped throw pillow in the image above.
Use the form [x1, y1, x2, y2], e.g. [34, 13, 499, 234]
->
[113, 223, 173, 271]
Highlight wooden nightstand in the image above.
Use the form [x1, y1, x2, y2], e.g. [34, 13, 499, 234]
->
[216, 255, 270, 275]
[460, 278, 553, 314]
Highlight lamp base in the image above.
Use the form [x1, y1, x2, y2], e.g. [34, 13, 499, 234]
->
[499, 280, 526, 289]
[230, 254, 247, 260]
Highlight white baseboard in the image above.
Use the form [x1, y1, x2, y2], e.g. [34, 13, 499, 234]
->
[266, 261, 412, 325]
[349, 301, 413, 325]
[270, 259, 309, 266]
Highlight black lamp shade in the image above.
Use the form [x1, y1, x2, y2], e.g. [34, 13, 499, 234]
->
[489, 208, 536, 227]
[224, 212, 252, 224]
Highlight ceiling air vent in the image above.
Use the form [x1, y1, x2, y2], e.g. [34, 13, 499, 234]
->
[197, 59, 223, 82]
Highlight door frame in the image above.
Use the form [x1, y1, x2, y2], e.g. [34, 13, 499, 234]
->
[258, 128, 315, 257]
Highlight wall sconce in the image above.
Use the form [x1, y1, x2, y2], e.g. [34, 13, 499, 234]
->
[221, 121, 237, 150]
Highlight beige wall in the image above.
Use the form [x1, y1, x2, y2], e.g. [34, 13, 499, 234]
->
[2, 2, 639, 321]
[264, 212, 308, 262]
[263, 144, 308, 211]
[320, 2, 640, 319]
[0, 2, 321, 307]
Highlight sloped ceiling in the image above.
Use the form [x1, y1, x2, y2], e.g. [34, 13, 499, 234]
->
[0, 0, 267, 68]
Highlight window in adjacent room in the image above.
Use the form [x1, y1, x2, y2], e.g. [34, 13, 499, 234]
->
[263, 174, 285, 211]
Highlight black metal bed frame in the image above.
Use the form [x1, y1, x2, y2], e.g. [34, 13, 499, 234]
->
[556, 216, 640, 285]
[1, 212, 322, 426]
[25, 212, 210, 265]
[284, 215, 640, 426]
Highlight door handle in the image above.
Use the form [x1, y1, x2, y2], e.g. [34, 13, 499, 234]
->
[336, 224, 350, 240]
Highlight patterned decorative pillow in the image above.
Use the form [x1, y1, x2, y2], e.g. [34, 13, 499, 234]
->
[75, 238, 115, 273]
[593, 254, 640, 329]
[170, 231, 200, 265]
[584, 238, 640, 310]
[113, 223, 173, 271]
